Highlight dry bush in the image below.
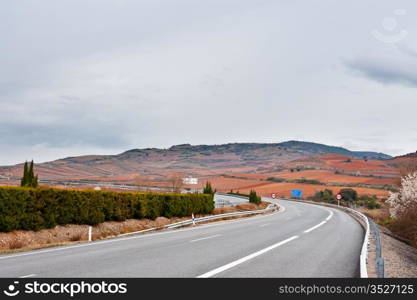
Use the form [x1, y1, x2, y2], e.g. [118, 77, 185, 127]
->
[236, 201, 269, 210]
[213, 201, 269, 214]
[387, 171, 417, 247]
[8, 238, 27, 250]
[399, 157, 417, 179]
[362, 206, 391, 224]
[235, 203, 257, 210]
[0, 216, 194, 251]
[213, 207, 236, 214]
[69, 233, 83, 242]
[389, 203, 417, 247]
[91, 216, 181, 240]
[153, 217, 170, 227]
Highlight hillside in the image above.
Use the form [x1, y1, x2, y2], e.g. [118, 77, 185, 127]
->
[386, 151, 417, 175]
[277, 141, 390, 159]
[198, 153, 399, 199]
[0, 141, 391, 185]
[393, 151, 417, 159]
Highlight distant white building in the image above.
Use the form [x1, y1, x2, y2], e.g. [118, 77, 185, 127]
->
[182, 177, 198, 185]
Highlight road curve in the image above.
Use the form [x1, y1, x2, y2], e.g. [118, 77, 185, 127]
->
[0, 199, 364, 277]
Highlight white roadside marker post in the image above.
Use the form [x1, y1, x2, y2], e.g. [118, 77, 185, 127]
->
[192, 213, 196, 226]
[88, 226, 92, 242]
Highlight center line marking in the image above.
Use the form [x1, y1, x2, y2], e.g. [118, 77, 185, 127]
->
[303, 221, 326, 233]
[259, 223, 270, 227]
[325, 211, 334, 221]
[190, 234, 221, 243]
[19, 274, 36, 278]
[197, 235, 299, 278]
[304, 211, 334, 233]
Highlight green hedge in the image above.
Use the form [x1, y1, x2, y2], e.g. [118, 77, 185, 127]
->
[0, 186, 214, 232]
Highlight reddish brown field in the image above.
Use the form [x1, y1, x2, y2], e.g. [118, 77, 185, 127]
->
[261, 169, 396, 185]
[236, 182, 390, 199]
[284, 154, 399, 178]
[196, 176, 266, 191]
[230, 173, 270, 180]
[0, 152, 400, 200]
[322, 154, 395, 171]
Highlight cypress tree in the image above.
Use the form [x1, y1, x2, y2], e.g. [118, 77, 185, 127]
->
[20, 160, 38, 187]
[249, 190, 261, 205]
[29, 160, 34, 186]
[20, 161, 28, 187]
[203, 182, 214, 194]
[33, 174, 39, 188]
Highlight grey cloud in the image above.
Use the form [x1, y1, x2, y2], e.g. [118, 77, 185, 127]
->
[398, 45, 417, 59]
[0, 120, 130, 149]
[345, 58, 417, 87]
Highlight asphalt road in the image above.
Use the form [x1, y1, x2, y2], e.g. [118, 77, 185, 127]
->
[0, 199, 364, 277]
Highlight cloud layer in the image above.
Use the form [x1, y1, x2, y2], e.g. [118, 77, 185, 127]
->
[1, 0, 417, 165]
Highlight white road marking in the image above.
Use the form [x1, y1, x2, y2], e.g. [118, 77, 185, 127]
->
[190, 234, 221, 243]
[0, 205, 285, 261]
[19, 274, 36, 278]
[326, 211, 334, 221]
[303, 210, 334, 233]
[303, 221, 326, 233]
[197, 235, 299, 278]
[259, 223, 270, 227]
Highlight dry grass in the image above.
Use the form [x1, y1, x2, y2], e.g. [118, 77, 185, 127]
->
[8, 238, 27, 250]
[0, 224, 89, 252]
[236, 201, 269, 210]
[388, 204, 417, 248]
[69, 233, 83, 242]
[235, 203, 258, 210]
[213, 201, 269, 215]
[361, 205, 417, 248]
[0, 216, 193, 253]
[213, 207, 236, 214]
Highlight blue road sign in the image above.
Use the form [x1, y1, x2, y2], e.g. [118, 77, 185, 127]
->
[291, 189, 303, 198]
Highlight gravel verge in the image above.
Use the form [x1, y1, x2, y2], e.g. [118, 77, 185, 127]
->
[378, 226, 417, 278]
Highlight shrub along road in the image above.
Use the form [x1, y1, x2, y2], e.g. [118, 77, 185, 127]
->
[0, 199, 364, 277]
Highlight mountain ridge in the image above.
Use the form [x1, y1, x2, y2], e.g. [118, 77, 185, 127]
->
[119, 140, 391, 160]
[0, 140, 392, 183]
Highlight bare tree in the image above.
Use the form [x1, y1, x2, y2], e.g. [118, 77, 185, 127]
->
[133, 174, 152, 191]
[168, 173, 183, 193]
[399, 157, 417, 178]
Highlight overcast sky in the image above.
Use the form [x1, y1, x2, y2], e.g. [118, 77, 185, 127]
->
[1, 0, 417, 165]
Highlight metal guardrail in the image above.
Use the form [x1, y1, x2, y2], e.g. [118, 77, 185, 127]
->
[369, 218, 384, 277]
[167, 204, 277, 228]
[118, 204, 278, 237]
